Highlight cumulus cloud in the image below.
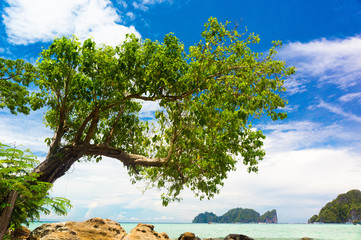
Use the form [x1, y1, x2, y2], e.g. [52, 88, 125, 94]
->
[2, 0, 140, 46]
[279, 36, 361, 90]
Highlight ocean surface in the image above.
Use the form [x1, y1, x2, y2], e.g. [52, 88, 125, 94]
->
[28, 222, 361, 240]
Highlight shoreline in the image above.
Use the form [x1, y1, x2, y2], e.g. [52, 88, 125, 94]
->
[27, 220, 360, 240]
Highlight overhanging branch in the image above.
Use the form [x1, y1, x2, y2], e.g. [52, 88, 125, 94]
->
[85, 144, 167, 167]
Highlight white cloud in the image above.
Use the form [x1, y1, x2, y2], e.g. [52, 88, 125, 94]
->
[259, 120, 360, 153]
[3, 0, 140, 46]
[132, 0, 170, 11]
[117, 0, 128, 8]
[126, 12, 136, 20]
[132, 2, 149, 11]
[0, 111, 51, 154]
[283, 78, 307, 95]
[339, 92, 361, 102]
[280, 36, 361, 89]
[316, 99, 361, 123]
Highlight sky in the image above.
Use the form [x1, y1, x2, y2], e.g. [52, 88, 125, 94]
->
[1, 0, 361, 224]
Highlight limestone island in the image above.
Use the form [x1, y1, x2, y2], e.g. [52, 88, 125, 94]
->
[192, 208, 278, 223]
[308, 189, 361, 224]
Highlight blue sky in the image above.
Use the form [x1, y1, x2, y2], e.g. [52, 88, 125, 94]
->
[1, 0, 361, 223]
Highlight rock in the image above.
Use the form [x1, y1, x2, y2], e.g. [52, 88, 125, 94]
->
[123, 223, 169, 240]
[29, 217, 126, 240]
[224, 234, 254, 240]
[178, 232, 201, 240]
[10, 226, 31, 239]
[258, 209, 278, 223]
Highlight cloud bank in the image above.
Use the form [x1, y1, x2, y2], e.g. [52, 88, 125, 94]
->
[279, 36, 361, 93]
[2, 0, 140, 46]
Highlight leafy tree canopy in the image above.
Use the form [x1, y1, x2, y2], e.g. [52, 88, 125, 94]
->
[0, 17, 295, 206]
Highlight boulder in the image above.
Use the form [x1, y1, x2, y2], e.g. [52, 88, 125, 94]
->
[29, 217, 126, 240]
[123, 223, 169, 240]
[224, 234, 254, 240]
[10, 226, 31, 240]
[178, 232, 201, 240]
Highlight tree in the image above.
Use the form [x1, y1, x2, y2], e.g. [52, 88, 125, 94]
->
[0, 143, 72, 239]
[0, 58, 39, 115]
[1, 17, 294, 218]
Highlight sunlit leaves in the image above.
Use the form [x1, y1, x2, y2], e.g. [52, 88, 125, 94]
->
[1, 17, 294, 207]
[0, 143, 72, 230]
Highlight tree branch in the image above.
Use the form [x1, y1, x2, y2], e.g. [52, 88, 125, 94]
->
[83, 108, 100, 144]
[74, 109, 97, 144]
[85, 144, 167, 167]
[104, 104, 125, 145]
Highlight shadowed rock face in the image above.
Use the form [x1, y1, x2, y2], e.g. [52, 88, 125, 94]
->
[178, 232, 201, 240]
[224, 234, 254, 240]
[10, 226, 31, 239]
[29, 217, 126, 240]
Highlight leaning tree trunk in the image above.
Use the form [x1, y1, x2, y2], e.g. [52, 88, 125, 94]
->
[0, 146, 85, 240]
[33, 145, 86, 183]
[0, 142, 165, 239]
[0, 190, 19, 240]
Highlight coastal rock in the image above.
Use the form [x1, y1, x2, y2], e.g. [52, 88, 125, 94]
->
[123, 223, 169, 240]
[224, 234, 254, 240]
[29, 217, 126, 240]
[258, 209, 278, 223]
[178, 232, 201, 240]
[192, 208, 278, 223]
[10, 226, 31, 239]
[308, 189, 361, 223]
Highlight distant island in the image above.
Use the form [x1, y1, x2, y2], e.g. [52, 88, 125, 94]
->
[192, 208, 278, 223]
[308, 189, 361, 224]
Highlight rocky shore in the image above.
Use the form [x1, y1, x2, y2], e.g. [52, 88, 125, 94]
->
[8, 217, 312, 240]
[9, 217, 255, 240]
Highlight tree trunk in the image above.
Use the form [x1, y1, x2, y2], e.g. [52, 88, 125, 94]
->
[33, 145, 85, 183]
[0, 190, 19, 240]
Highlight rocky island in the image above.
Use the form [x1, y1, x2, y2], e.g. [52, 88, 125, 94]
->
[308, 189, 361, 224]
[192, 208, 278, 223]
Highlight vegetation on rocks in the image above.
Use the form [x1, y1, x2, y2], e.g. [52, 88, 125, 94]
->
[308, 189, 361, 223]
[192, 208, 278, 223]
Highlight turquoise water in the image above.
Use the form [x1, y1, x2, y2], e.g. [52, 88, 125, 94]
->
[28, 222, 361, 240]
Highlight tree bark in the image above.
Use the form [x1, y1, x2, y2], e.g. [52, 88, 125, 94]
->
[34, 145, 85, 183]
[33, 144, 167, 184]
[0, 190, 19, 240]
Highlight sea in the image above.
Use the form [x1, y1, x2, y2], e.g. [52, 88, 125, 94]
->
[28, 222, 361, 240]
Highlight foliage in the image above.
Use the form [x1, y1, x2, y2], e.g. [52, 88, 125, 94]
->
[192, 211, 219, 223]
[258, 209, 277, 222]
[2, 17, 295, 206]
[0, 142, 72, 231]
[0, 58, 41, 115]
[220, 208, 260, 223]
[308, 189, 361, 223]
[192, 207, 277, 223]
